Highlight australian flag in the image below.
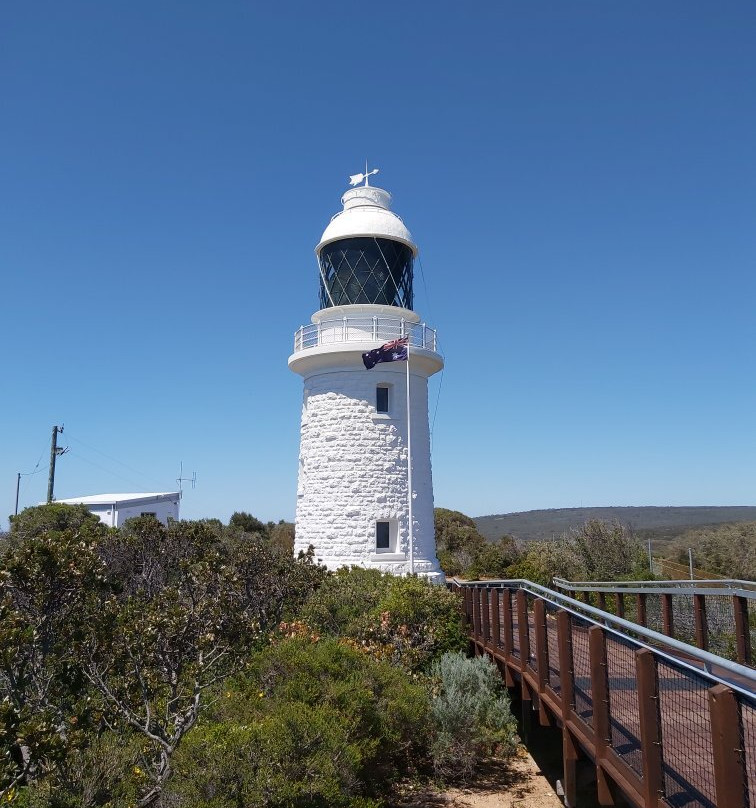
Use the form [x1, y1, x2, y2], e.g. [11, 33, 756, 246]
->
[362, 337, 409, 370]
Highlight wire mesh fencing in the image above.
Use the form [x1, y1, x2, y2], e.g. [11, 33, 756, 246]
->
[525, 591, 537, 670]
[657, 658, 717, 808]
[510, 589, 521, 660]
[705, 594, 737, 659]
[570, 614, 593, 727]
[605, 633, 644, 779]
[544, 601, 561, 694]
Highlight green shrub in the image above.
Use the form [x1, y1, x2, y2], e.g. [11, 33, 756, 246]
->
[429, 652, 518, 781]
[298, 567, 388, 636]
[168, 636, 430, 806]
[300, 568, 466, 672]
[11, 732, 143, 808]
[170, 703, 378, 808]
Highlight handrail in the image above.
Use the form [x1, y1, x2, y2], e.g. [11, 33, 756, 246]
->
[553, 576, 756, 598]
[453, 578, 756, 692]
[292, 316, 438, 353]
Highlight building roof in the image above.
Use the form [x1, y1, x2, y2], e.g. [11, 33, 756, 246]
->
[55, 492, 180, 507]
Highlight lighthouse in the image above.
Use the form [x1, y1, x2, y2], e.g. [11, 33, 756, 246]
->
[289, 171, 444, 580]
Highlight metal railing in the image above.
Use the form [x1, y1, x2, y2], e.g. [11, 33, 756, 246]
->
[451, 579, 756, 808]
[292, 316, 438, 353]
[553, 577, 755, 666]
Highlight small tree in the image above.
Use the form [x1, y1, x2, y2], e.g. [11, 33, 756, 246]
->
[228, 511, 268, 536]
[0, 525, 109, 799]
[569, 520, 647, 581]
[81, 521, 325, 805]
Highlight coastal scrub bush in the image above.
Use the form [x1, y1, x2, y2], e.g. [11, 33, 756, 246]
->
[168, 636, 430, 806]
[299, 568, 466, 671]
[429, 652, 518, 781]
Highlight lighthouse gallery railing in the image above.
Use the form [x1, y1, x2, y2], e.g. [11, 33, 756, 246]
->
[293, 316, 438, 353]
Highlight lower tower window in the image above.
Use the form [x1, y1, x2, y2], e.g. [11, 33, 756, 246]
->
[376, 520, 391, 551]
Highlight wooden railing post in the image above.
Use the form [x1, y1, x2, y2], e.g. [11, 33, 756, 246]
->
[534, 599, 548, 691]
[558, 610, 577, 808]
[636, 593, 647, 627]
[502, 589, 514, 686]
[472, 586, 481, 649]
[589, 625, 613, 805]
[636, 649, 664, 806]
[694, 593, 708, 651]
[733, 595, 751, 666]
[516, 589, 532, 742]
[517, 588, 529, 673]
[597, 591, 607, 612]
[661, 593, 674, 637]
[481, 587, 490, 647]
[616, 592, 625, 619]
[708, 684, 746, 808]
[491, 588, 501, 652]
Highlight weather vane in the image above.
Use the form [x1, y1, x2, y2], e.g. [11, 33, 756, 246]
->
[349, 161, 379, 187]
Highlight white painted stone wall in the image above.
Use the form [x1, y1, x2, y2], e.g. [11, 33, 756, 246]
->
[294, 361, 443, 578]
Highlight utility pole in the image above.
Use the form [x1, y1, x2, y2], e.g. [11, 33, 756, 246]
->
[15, 472, 20, 516]
[47, 425, 67, 503]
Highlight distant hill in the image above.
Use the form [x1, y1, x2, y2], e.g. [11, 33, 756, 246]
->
[473, 506, 756, 545]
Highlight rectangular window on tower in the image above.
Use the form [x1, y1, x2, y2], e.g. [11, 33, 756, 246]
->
[375, 521, 391, 550]
[376, 385, 389, 413]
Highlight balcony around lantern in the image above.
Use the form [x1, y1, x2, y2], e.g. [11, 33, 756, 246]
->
[292, 315, 438, 353]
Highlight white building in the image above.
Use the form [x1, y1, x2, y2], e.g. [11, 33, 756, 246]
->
[55, 492, 180, 527]
[289, 177, 444, 580]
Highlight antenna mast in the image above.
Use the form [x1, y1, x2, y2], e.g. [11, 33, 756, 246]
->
[176, 461, 197, 494]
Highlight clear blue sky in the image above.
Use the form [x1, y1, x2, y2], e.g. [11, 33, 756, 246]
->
[2, 1, 755, 527]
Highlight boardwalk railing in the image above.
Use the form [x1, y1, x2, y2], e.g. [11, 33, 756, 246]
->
[553, 577, 756, 666]
[450, 579, 756, 808]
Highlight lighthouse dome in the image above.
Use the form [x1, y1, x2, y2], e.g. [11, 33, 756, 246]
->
[317, 186, 418, 255]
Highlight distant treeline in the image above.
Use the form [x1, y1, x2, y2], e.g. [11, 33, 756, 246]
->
[473, 506, 756, 544]
[437, 508, 756, 583]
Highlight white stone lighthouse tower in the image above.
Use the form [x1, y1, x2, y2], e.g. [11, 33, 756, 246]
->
[289, 173, 444, 579]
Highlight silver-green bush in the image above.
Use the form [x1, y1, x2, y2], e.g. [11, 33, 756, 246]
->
[430, 652, 518, 781]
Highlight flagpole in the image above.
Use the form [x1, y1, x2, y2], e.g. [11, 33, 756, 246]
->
[406, 336, 414, 575]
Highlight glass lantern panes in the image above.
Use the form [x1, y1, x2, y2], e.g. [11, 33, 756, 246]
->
[319, 237, 413, 310]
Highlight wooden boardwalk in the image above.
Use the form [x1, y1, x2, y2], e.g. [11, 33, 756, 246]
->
[453, 582, 756, 808]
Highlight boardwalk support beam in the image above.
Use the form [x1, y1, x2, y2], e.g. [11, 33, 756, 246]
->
[558, 610, 578, 808]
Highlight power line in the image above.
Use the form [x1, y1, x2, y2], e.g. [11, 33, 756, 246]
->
[66, 450, 158, 492]
[65, 432, 164, 490]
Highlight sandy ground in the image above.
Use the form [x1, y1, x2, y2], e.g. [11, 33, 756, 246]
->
[390, 748, 564, 808]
